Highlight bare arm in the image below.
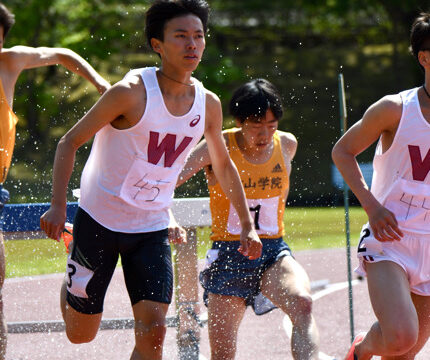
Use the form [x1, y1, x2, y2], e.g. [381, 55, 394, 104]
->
[40, 79, 141, 240]
[279, 131, 298, 202]
[9, 46, 110, 94]
[331, 94, 403, 241]
[176, 138, 211, 187]
[204, 92, 261, 259]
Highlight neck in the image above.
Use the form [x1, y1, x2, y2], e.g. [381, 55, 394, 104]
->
[158, 68, 194, 87]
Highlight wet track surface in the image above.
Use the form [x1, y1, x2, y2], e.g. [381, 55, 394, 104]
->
[5, 248, 430, 359]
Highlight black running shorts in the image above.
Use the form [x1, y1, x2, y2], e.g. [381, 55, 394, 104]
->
[66, 207, 173, 314]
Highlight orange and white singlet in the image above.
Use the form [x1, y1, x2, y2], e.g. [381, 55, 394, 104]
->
[209, 129, 289, 241]
[0, 78, 18, 184]
[371, 87, 430, 234]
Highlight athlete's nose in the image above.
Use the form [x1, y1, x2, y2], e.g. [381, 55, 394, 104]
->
[187, 37, 197, 50]
[259, 126, 270, 138]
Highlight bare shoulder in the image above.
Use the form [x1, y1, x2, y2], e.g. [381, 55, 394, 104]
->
[204, 89, 222, 134]
[363, 94, 402, 129]
[109, 73, 146, 104]
[278, 130, 298, 158]
[2, 45, 42, 59]
[369, 94, 402, 114]
[205, 88, 222, 114]
[0, 47, 28, 67]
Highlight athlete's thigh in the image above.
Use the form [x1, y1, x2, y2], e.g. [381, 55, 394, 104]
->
[260, 255, 311, 307]
[121, 229, 173, 306]
[66, 208, 119, 315]
[366, 261, 418, 331]
[207, 293, 246, 347]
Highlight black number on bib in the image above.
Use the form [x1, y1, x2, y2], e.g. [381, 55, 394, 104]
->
[249, 204, 261, 230]
[358, 227, 371, 253]
[67, 264, 77, 288]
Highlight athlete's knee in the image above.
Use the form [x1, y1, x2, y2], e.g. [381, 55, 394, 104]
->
[382, 324, 418, 355]
[65, 327, 97, 344]
[135, 320, 167, 349]
[284, 293, 313, 321]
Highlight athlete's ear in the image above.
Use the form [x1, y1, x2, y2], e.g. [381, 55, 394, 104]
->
[151, 38, 162, 54]
[418, 50, 430, 69]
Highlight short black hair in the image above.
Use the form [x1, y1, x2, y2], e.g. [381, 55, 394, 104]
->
[410, 12, 430, 70]
[145, 0, 209, 51]
[229, 79, 283, 123]
[0, 3, 15, 38]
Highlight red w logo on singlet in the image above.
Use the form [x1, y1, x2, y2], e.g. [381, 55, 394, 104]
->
[408, 145, 430, 181]
[148, 131, 192, 167]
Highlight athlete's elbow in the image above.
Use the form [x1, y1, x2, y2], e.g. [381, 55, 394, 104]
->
[331, 142, 345, 165]
[58, 132, 80, 153]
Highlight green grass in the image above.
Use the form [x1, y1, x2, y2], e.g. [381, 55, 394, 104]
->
[283, 207, 367, 250]
[5, 239, 67, 278]
[5, 207, 368, 279]
[195, 206, 367, 256]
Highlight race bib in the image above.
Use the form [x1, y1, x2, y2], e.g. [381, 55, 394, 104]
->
[384, 178, 430, 232]
[227, 197, 279, 235]
[66, 258, 94, 299]
[119, 155, 178, 210]
[203, 249, 219, 270]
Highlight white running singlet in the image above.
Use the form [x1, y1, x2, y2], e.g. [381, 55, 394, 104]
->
[79, 67, 206, 232]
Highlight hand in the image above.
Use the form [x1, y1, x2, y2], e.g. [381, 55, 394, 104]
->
[238, 226, 262, 260]
[40, 205, 67, 241]
[367, 203, 403, 242]
[168, 221, 187, 244]
[96, 78, 111, 95]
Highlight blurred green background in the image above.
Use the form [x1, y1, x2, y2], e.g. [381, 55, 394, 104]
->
[3, 0, 430, 205]
[5, 207, 367, 277]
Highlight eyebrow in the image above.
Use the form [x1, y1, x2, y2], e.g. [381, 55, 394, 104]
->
[174, 28, 204, 34]
[257, 118, 278, 124]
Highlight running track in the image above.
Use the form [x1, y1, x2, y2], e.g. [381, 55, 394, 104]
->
[5, 248, 430, 359]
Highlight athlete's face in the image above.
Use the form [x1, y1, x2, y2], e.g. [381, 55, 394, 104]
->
[151, 14, 205, 72]
[237, 109, 279, 151]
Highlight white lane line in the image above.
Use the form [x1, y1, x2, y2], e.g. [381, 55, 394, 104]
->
[283, 279, 362, 360]
[6, 272, 64, 283]
[312, 279, 361, 301]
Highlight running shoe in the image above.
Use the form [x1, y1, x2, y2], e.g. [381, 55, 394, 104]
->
[344, 332, 366, 360]
[61, 222, 73, 253]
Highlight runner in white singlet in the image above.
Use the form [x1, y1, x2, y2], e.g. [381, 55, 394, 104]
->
[40, 1, 260, 359]
[333, 12, 430, 360]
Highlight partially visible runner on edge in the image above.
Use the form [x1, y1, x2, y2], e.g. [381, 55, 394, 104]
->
[40, 1, 261, 359]
[173, 79, 320, 360]
[0, 2, 109, 359]
[333, 12, 430, 360]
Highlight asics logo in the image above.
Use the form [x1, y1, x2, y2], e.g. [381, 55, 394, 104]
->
[189, 115, 201, 127]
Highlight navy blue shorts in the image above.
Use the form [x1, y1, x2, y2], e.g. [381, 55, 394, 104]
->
[0, 185, 10, 231]
[66, 207, 173, 314]
[200, 237, 292, 315]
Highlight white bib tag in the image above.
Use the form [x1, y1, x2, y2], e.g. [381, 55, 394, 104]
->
[226, 197, 279, 235]
[119, 155, 178, 210]
[384, 178, 430, 233]
[203, 249, 220, 270]
[66, 258, 94, 299]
